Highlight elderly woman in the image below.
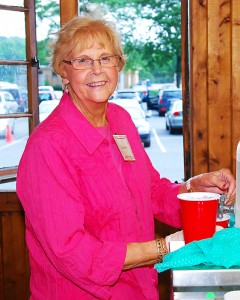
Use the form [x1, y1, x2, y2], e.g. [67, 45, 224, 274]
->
[17, 15, 235, 300]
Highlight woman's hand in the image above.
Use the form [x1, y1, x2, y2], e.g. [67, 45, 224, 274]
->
[180, 168, 236, 205]
[165, 230, 184, 251]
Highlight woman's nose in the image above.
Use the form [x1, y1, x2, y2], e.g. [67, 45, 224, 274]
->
[91, 59, 103, 74]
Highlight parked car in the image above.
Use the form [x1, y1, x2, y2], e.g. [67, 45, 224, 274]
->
[18, 87, 28, 112]
[0, 105, 8, 138]
[139, 90, 149, 102]
[54, 90, 63, 100]
[39, 85, 55, 92]
[39, 100, 60, 122]
[38, 90, 57, 104]
[0, 91, 19, 113]
[146, 89, 160, 111]
[158, 88, 182, 116]
[165, 99, 183, 134]
[0, 82, 27, 112]
[110, 99, 151, 147]
[133, 85, 149, 102]
[113, 89, 142, 103]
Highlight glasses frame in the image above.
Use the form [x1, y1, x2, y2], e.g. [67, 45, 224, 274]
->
[62, 55, 121, 70]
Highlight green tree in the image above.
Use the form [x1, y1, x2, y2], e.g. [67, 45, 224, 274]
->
[80, 0, 181, 86]
[36, 0, 60, 37]
[35, 0, 181, 86]
[35, 0, 60, 65]
[0, 37, 25, 82]
[0, 37, 25, 61]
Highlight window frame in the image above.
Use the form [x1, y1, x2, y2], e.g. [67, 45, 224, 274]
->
[0, 0, 39, 183]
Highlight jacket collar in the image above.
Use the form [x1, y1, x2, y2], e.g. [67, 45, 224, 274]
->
[58, 93, 120, 155]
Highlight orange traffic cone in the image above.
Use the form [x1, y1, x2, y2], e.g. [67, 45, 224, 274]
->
[5, 124, 14, 143]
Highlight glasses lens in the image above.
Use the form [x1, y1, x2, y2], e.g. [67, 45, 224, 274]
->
[72, 58, 92, 69]
[100, 56, 119, 67]
[71, 56, 120, 69]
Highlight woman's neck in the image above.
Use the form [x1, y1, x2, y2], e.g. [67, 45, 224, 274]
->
[70, 91, 108, 127]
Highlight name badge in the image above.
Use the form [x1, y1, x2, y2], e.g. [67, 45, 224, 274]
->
[113, 135, 136, 161]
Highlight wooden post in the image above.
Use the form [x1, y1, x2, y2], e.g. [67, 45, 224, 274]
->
[231, 1, 240, 176]
[60, 0, 78, 25]
[183, 0, 240, 177]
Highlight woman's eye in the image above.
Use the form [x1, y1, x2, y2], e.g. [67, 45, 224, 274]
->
[101, 56, 110, 61]
[78, 58, 88, 63]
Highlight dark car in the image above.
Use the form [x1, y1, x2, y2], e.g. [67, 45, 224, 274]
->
[133, 86, 149, 102]
[158, 88, 182, 116]
[138, 90, 149, 102]
[146, 89, 160, 111]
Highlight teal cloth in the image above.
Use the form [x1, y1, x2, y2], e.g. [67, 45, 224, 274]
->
[155, 228, 240, 273]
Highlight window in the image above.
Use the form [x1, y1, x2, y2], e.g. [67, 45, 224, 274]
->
[0, 0, 38, 183]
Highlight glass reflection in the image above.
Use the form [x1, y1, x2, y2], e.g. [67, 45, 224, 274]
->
[0, 65, 28, 113]
[0, 11, 26, 60]
[0, 117, 29, 169]
[0, 1, 23, 7]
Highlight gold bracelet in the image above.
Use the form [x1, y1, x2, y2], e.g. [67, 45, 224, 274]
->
[156, 238, 168, 263]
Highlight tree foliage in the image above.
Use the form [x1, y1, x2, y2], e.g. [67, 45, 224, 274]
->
[35, 0, 60, 36]
[35, 0, 60, 65]
[79, 0, 182, 85]
[0, 37, 26, 82]
[8, 0, 181, 85]
[0, 1, 181, 84]
[0, 37, 25, 61]
[34, 0, 181, 84]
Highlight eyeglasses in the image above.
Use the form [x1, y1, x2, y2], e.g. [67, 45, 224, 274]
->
[62, 55, 121, 70]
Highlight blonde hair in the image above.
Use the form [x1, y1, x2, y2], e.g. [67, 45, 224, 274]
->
[50, 15, 126, 76]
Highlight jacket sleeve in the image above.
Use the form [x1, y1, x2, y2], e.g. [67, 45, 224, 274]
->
[16, 136, 127, 298]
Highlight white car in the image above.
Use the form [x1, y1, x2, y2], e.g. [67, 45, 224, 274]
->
[38, 85, 55, 92]
[0, 90, 19, 113]
[110, 99, 151, 147]
[39, 100, 60, 122]
[112, 89, 142, 103]
[165, 99, 183, 134]
[0, 105, 8, 138]
[54, 90, 63, 100]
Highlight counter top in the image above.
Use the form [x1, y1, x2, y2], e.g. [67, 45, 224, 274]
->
[170, 240, 240, 299]
[172, 264, 240, 288]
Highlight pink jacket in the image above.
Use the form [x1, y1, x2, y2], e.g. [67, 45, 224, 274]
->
[17, 93, 181, 300]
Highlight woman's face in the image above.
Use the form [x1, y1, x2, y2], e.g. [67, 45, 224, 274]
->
[62, 39, 119, 107]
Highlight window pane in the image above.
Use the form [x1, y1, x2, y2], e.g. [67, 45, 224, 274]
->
[0, 1, 23, 6]
[0, 65, 28, 113]
[0, 117, 29, 168]
[0, 11, 26, 57]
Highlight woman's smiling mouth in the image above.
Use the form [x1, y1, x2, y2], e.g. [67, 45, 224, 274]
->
[87, 81, 107, 87]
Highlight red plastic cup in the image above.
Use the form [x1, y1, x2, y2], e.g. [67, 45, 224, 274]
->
[177, 192, 220, 244]
[216, 214, 230, 228]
